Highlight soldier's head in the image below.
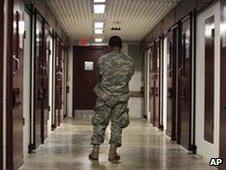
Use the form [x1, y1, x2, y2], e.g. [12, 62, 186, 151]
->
[109, 36, 122, 51]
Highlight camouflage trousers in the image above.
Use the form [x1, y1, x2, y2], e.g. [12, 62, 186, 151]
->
[91, 98, 129, 147]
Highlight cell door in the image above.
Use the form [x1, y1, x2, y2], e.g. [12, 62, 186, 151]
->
[73, 46, 108, 110]
[12, 10, 24, 169]
[149, 45, 155, 126]
[177, 15, 192, 150]
[149, 42, 160, 127]
[159, 38, 164, 130]
[156, 41, 161, 128]
[55, 38, 63, 126]
[33, 13, 44, 148]
[196, 2, 220, 161]
[41, 25, 50, 142]
[0, 1, 4, 169]
[166, 28, 177, 140]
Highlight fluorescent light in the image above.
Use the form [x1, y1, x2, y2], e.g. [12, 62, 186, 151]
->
[94, 4, 105, 14]
[95, 38, 103, 43]
[95, 29, 103, 34]
[94, 0, 106, 2]
[94, 22, 104, 28]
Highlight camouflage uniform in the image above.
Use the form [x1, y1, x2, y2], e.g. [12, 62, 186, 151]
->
[91, 51, 134, 147]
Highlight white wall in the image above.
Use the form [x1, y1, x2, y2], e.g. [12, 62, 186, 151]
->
[23, 12, 31, 155]
[163, 37, 168, 131]
[128, 72, 143, 118]
[67, 45, 74, 118]
[123, 43, 143, 118]
[3, 2, 9, 169]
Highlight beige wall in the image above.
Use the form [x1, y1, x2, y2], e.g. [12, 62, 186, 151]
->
[123, 43, 143, 118]
[67, 45, 74, 117]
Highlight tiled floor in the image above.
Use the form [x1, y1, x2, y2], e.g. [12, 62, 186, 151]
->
[20, 118, 215, 170]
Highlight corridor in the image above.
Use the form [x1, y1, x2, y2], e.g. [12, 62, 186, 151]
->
[3, 0, 226, 169]
[20, 118, 214, 170]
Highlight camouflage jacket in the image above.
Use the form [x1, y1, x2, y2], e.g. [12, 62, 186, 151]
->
[94, 51, 134, 103]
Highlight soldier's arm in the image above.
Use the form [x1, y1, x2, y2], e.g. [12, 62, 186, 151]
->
[130, 56, 135, 76]
[97, 58, 103, 81]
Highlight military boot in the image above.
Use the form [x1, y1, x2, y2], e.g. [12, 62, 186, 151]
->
[89, 145, 100, 160]
[108, 144, 120, 161]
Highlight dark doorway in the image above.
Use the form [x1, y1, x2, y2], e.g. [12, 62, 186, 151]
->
[177, 15, 192, 149]
[73, 46, 108, 111]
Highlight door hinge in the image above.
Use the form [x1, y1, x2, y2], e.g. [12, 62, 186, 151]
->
[28, 144, 36, 153]
[23, 31, 26, 39]
[189, 144, 197, 154]
[23, 117, 25, 126]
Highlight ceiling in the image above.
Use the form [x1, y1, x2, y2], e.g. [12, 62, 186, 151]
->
[47, 0, 180, 43]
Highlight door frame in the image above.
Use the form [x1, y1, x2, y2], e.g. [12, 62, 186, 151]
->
[195, 1, 220, 161]
[5, 0, 15, 169]
[162, 36, 168, 132]
[159, 37, 164, 130]
[220, 0, 226, 169]
[27, 6, 50, 150]
[0, 0, 4, 169]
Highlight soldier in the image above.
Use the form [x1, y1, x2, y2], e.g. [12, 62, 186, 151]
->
[89, 36, 134, 161]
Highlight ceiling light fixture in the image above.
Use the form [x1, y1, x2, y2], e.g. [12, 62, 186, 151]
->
[94, 22, 104, 28]
[111, 27, 121, 31]
[94, 4, 105, 14]
[95, 29, 103, 34]
[94, 0, 106, 2]
[95, 38, 103, 43]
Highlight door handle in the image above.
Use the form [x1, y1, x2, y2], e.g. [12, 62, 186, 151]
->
[13, 88, 22, 106]
[13, 55, 20, 72]
[178, 67, 183, 78]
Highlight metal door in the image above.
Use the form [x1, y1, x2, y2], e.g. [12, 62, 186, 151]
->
[177, 15, 192, 149]
[55, 38, 63, 126]
[166, 27, 177, 140]
[73, 46, 108, 110]
[12, 10, 24, 169]
[0, 1, 4, 169]
[33, 13, 44, 148]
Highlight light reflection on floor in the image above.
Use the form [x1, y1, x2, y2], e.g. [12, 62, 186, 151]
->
[20, 118, 215, 170]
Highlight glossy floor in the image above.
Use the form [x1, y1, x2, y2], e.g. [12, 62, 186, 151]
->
[20, 118, 215, 170]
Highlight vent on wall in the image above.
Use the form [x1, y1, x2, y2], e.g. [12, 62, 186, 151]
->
[111, 27, 121, 31]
